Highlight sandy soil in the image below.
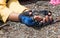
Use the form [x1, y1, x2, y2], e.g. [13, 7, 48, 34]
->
[0, 0, 60, 38]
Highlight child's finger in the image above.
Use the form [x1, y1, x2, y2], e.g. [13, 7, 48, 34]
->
[34, 15, 43, 21]
[43, 18, 46, 23]
[49, 16, 53, 22]
[45, 15, 49, 22]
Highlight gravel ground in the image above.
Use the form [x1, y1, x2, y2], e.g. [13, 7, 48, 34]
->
[0, 0, 60, 38]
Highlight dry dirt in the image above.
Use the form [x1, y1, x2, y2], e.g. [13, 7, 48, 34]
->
[0, 0, 60, 38]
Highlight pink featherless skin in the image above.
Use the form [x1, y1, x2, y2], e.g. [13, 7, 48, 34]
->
[49, 0, 60, 6]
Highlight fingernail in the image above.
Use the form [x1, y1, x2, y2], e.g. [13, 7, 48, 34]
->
[48, 13, 51, 16]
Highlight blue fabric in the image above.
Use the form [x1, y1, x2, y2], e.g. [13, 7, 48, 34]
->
[19, 14, 38, 26]
[40, 10, 49, 15]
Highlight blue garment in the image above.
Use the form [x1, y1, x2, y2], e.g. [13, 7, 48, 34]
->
[19, 14, 38, 26]
[39, 10, 50, 15]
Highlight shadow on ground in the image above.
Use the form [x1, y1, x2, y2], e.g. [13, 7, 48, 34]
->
[20, 0, 50, 5]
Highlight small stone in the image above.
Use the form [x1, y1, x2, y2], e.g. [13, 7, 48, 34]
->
[0, 30, 4, 34]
